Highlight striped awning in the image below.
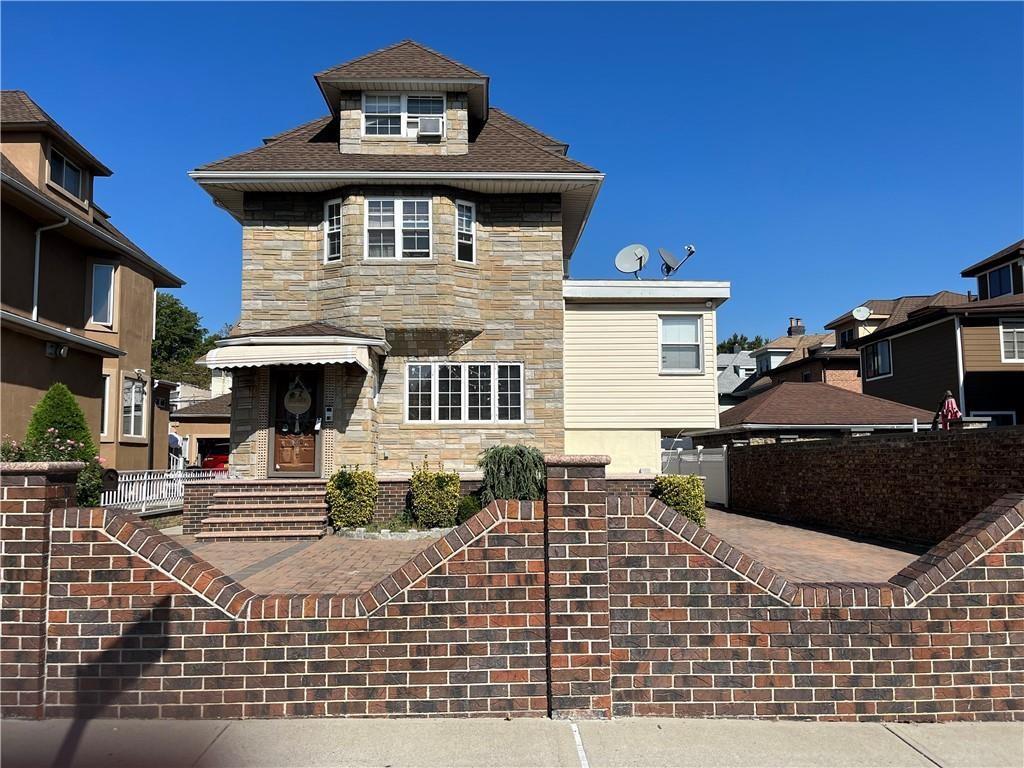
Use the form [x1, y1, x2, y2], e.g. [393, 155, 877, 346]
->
[200, 343, 371, 371]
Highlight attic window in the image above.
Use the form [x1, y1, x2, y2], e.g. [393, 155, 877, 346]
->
[364, 95, 401, 135]
[362, 94, 445, 138]
[49, 148, 82, 198]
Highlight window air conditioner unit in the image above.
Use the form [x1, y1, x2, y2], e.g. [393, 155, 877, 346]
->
[417, 116, 443, 137]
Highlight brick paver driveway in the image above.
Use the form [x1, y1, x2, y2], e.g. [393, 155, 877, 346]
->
[173, 534, 439, 594]
[705, 507, 922, 583]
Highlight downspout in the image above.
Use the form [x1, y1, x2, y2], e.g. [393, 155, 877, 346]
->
[954, 316, 966, 413]
[32, 218, 69, 321]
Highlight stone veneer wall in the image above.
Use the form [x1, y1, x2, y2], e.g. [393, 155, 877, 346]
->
[729, 427, 1024, 546]
[235, 190, 564, 476]
[338, 92, 469, 156]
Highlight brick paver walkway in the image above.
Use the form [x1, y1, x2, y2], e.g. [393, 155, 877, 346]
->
[174, 535, 439, 594]
[705, 507, 922, 583]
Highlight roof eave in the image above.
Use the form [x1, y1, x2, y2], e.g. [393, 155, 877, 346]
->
[2, 120, 114, 177]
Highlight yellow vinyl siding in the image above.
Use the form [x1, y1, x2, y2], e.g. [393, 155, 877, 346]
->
[564, 302, 719, 429]
[962, 320, 1024, 372]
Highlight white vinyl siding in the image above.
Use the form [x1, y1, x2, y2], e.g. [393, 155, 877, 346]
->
[365, 197, 431, 260]
[405, 362, 523, 423]
[564, 303, 719, 430]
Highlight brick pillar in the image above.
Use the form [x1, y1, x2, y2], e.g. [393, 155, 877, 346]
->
[0, 461, 81, 719]
[544, 454, 612, 719]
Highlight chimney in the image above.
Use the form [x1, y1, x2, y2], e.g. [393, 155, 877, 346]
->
[787, 317, 806, 337]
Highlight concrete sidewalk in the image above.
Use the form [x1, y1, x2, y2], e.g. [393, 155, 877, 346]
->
[2, 717, 1021, 768]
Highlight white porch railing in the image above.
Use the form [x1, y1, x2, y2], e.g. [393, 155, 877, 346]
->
[101, 468, 227, 516]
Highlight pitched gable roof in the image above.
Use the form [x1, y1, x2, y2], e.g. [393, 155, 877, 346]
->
[316, 40, 486, 81]
[961, 238, 1024, 278]
[1, 90, 112, 176]
[720, 382, 932, 428]
[171, 393, 232, 420]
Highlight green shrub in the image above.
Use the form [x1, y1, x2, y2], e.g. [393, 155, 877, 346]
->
[76, 458, 104, 506]
[24, 383, 95, 462]
[0, 437, 26, 461]
[326, 467, 378, 528]
[478, 444, 545, 504]
[651, 474, 706, 527]
[456, 493, 482, 524]
[410, 461, 460, 529]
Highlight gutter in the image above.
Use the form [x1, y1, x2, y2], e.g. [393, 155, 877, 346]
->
[0, 309, 125, 357]
[32, 218, 69, 320]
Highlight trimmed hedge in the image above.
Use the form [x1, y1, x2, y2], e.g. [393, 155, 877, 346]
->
[326, 468, 378, 528]
[652, 474, 706, 527]
[410, 461, 460, 529]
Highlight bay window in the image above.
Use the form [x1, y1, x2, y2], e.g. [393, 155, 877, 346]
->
[365, 197, 431, 259]
[406, 362, 523, 423]
[863, 339, 892, 379]
[121, 377, 146, 438]
[660, 315, 703, 373]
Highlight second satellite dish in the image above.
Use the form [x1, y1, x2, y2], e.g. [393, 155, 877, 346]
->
[658, 244, 696, 277]
[614, 244, 649, 279]
[851, 306, 871, 321]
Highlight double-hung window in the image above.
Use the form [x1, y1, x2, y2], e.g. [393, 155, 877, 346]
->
[365, 197, 431, 259]
[456, 201, 475, 263]
[90, 263, 115, 326]
[660, 315, 703, 373]
[1001, 320, 1024, 362]
[363, 94, 445, 138]
[406, 362, 523, 423]
[121, 377, 146, 438]
[49, 148, 82, 198]
[863, 339, 892, 379]
[324, 199, 342, 262]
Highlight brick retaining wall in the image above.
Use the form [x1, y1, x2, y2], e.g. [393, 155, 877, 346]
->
[3, 457, 1022, 722]
[729, 427, 1024, 546]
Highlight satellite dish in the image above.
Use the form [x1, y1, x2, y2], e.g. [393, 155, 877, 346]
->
[658, 244, 697, 278]
[851, 306, 871, 321]
[614, 244, 649, 279]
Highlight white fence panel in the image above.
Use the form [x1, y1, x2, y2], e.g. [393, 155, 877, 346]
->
[661, 447, 729, 506]
[101, 468, 227, 515]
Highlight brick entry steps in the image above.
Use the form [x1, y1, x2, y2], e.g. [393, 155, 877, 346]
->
[194, 481, 328, 542]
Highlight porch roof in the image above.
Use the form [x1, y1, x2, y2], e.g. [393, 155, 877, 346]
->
[199, 323, 386, 371]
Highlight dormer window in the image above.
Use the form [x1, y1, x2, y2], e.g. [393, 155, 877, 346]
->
[362, 93, 445, 138]
[49, 148, 82, 198]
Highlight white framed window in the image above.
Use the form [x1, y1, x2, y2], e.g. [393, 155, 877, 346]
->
[90, 263, 115, 326]
[364, 197, 431, 260]
[1000, 319, 1024, 362]
[405, 362, 524, 423]
[659, 314, 703, 374]
[969, 411, 1017, 427]
[121, 377, 146, 438]
[456, 200, 476, 263]
[324, 198, 342, 262]
[100, 374, 110, 437]
[863, 339, 892, 380]
[362, 93, 445, 138]
[49, 148, 82, 198]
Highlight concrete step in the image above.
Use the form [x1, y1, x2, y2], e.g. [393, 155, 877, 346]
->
[195, 529, 325, 542]
[212, 490, 325, 500]
[206, 502, 327, 512]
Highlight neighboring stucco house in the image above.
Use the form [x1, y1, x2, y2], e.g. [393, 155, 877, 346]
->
[0, 90, 183, 470]
[189, 41, 727, 485]
[170, 393, 231, 467]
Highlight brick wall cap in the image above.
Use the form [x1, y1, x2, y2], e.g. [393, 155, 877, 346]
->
[606, 473, 658, 480]
[377, 471, 484, 482]
[0, 461, 84, 474]
[545, 454, 612, 467]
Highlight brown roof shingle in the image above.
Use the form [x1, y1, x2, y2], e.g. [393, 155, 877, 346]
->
[720, 382, 933, 428]
[1, 90, 112, 175]
[316, 40, 486, 81]
[961, 238, 1024, 278]
[172, 393, 231, 419]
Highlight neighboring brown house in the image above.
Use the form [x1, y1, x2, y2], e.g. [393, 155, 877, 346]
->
[1, 90, 183, 469]
[853, 241, 1024, 425]
[690, 382, 933, 448]
[169, 393, 231, 467]
[962, 238, 1023, 300]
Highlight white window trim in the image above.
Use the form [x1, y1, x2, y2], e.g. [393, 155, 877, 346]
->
[362, 92, 446, 139]
[863, 338, 894, 381]
[999, 318, 1024, 363]
[455, 199, 476, 264]
[323, 197, 343, 263]
[403, 361, 524, 424]
[88, 262, 116, 328]
[100, 374, 110, 437]
[969, 410, 1017, 426]
[363, 196, 433, 261]
[49, 147, 83, 199]
[658, 313, 705, 375]
[121, 376, 147, 439]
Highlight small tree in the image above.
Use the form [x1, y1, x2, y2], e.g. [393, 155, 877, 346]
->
[24, 383, 96, 462]
[478, 445, 545, 504]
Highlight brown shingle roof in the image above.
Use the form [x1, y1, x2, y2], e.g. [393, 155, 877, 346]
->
[236, 322, 384, 341]
[720, 383, 932, 428]
[195, 108, 597, 174]
[316, 40, 486, 81]
[876, 291, 967, 331]
[1, 90, 112, 175]
[961, 238, 1024, 278]
[752, 332, 834, 361]
[172, 393, 231, 420]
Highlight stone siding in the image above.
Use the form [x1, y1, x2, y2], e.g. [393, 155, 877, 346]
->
[338, 91, 469, 156]
[729, 426, 1024, 546]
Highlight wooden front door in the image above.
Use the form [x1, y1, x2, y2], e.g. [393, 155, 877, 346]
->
[272, 368, 320, 474]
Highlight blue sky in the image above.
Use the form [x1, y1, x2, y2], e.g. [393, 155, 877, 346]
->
[3, 2, 1021, 340]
